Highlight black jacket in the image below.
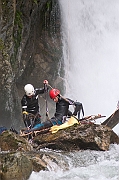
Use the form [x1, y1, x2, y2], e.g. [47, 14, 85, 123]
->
[21, 88, 45, 115]
[54, 97, 84, 121]
[54, 97, 70, 120]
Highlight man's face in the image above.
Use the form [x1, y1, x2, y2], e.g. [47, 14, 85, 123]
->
[53, 96, 58, 102]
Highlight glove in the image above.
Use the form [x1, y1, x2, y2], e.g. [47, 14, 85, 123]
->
[43, 80, 48, 84]
[22, 111, 28, 120]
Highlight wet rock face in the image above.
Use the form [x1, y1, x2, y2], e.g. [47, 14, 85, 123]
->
[0, 0, 63, 129]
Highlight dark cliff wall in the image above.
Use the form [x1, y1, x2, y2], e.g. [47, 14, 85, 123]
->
[0, 0, 64, 129]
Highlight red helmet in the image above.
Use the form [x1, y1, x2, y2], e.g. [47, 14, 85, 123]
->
[49, 89, 60, 99]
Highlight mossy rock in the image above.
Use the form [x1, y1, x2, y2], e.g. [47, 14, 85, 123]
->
[0, 131, 32, 151]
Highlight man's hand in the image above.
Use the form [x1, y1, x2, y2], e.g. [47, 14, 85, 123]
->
[43, 80, 48, 84]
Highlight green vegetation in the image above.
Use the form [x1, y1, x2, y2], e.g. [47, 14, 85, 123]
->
[11, 10, 23, 68]
[14, 10, 23, 48]
[33, 0, 38, 5]
[46, 1, 52, 11]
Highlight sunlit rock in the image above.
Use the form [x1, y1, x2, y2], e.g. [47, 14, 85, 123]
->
[33, 123, 119, 151]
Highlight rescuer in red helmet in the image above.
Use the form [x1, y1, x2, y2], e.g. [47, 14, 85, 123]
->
[49, 88, 84, 122]
[49, 88, 60, 100]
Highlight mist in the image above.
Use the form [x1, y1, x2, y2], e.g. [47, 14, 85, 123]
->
[59, 0, 119, 133]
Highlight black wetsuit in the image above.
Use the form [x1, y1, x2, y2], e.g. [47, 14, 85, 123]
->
[54, 97, 70, 121]
[28, 97, 84, 132]
[21, 88, 45, 128]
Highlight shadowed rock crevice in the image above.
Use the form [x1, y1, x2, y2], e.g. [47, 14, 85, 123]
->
[0, 0, 63, 129]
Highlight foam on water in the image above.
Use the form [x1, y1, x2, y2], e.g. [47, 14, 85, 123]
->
[28, 144, 119, 180]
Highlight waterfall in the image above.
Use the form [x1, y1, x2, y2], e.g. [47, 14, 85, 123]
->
[59, 0, 119, 128]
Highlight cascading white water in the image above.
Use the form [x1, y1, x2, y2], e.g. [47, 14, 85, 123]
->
[59, 0, 119, 132]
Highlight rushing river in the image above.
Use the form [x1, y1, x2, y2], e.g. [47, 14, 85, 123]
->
[29, 144, 119, 180]
[29, 0, 119, 179]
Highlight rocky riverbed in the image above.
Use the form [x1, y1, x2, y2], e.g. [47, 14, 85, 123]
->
[0, 122, 119, 180]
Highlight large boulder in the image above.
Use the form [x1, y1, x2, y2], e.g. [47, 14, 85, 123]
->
[33, 123, 119, 151]
[1, 123, 119, 152]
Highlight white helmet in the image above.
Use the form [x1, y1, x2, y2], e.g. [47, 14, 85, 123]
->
[24, 84, 35, 96]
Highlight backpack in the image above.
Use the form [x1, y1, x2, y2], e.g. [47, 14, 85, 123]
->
[73, 102, 84, 119]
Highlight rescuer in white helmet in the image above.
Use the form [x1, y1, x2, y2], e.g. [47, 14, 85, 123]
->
[24, 84, 35, 97]
[21, 80, 48, 130]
